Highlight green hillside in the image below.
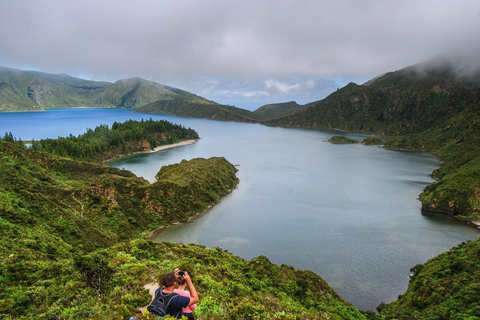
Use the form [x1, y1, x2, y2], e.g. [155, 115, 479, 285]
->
[0, 67, 216, 112]
[0, 66, 110, 111]
[93, 77, 212, 109]
[0, 139, 369, 319]
[135, 99, 261, 123]
[253, 101, 309, 121]
[268, 57, 480, 221]
[0, 66, 309, 122]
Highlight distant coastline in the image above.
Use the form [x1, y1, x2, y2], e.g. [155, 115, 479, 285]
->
[105, 139, 199, 164]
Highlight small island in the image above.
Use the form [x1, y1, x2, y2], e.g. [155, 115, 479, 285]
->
[328, 135, 359, 144]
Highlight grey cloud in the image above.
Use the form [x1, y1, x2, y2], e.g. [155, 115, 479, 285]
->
[1, 0, 479, 108]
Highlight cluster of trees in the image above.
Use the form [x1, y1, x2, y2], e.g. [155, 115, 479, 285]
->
[29, 119, 199, 163]
[2, 131, 26, 144]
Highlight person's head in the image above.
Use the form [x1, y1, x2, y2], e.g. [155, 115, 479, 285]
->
[162, 271, 177, 288]
[176, 275, 186, 286]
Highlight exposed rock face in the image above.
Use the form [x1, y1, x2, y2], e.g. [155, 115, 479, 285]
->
[28, 79, 50, 105]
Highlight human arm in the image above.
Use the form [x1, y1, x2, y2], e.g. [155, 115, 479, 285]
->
[182, 272, 199, 306]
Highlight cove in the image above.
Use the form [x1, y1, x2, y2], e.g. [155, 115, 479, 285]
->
[2, 108, 479, 311]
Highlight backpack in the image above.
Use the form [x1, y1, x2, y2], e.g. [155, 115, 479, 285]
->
[147, 288, 180, 317]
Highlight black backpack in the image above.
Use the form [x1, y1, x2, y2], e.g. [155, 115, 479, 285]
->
[147, 288, 180, 317]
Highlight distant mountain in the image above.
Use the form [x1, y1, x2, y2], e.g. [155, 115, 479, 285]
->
[267, 57, 480, 136]
[268, 56, 480, 222]
[0, 66, 216, 112]
[135, 99, 262, 123]
[252, 101, 309, 121]
[0, 66, 110, 111]
[94, 77, 212, 109]
[267, 56, 480, 142]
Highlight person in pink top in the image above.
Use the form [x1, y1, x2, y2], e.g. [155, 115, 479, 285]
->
[174, 271, 197, 320]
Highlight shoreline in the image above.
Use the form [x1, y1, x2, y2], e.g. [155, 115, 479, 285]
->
[145, 184, 239, 240]
[104, 139, 199, 163]
[148, 139, 198, 153]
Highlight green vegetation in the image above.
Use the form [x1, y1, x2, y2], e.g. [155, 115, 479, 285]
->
[0, 67, 214, 111]
[253, 101, 309, 121]
[328, 136, 358, 144]
[0, 139, 251, 319]
[93, 78, 212, 109]
[29, 119, 198, 163]
[268, 57, 480, 221]
[378, 238, 480, 319]
[361, 137, 384, 145]
[0, 66, 312, 122]
[0, 139, 369, 319]
[135, 99, 261, 123]
[0, 66, 110, 111]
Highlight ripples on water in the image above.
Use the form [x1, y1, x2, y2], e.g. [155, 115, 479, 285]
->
[2, 108, 479, 311]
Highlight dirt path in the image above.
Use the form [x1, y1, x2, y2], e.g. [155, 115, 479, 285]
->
[137, 282, 160, 312]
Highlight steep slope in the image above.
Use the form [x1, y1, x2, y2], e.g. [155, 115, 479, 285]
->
[0, 66, 110, 111]
[0, 140, 239, 249]
[93, 77, 212, 109]
[253, 101, 309, 121]
[268, 59, 480, 136]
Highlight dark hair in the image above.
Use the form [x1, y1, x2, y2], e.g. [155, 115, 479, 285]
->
[163, 271, 177, 287]
[176, 275, 186, 286]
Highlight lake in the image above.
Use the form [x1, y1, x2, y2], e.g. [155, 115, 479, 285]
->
[2, 108, 479, 311]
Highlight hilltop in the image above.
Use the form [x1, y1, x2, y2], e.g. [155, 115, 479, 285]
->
[252, 101, 310, 121]
[267, 56, 480, 222]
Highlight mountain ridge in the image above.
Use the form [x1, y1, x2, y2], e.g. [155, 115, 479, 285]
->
[0, 66, 218, 113]
[0, 66, 308, 121]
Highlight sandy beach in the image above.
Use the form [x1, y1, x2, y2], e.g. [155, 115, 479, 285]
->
[148, 139, 198, 153]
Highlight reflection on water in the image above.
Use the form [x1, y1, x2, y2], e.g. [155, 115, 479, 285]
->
[2, 108, 479, 311]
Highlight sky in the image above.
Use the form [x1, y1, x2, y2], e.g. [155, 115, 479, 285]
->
[1, 0, 480, 110]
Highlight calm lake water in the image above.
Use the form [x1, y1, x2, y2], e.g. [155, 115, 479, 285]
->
[2, 108, 479, 311]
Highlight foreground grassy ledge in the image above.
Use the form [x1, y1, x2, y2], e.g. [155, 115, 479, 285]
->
[0, 140, 368, 319]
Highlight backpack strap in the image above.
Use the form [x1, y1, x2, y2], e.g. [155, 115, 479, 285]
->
[151, 289, 180, 317]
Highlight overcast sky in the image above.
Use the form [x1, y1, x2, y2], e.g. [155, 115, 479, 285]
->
[1, 0, 479, 110]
